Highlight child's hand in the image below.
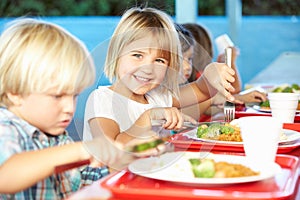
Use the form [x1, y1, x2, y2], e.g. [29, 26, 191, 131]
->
[149, 107, 197, 130]
[124, 132, 174, 157]
[203, 62, 236, 101]
[234, 91, 267, 104]
[83, 137, 135, 171]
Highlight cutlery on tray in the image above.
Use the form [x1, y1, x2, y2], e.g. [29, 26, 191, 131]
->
[224, 47, 235, 122]
[152, 119, 200, 129]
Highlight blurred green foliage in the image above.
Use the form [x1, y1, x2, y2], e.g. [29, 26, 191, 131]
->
[0, 0, 299, 17]
[242, 0, 300, 15]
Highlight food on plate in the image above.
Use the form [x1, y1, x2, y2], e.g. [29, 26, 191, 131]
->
[196, 123, 242, 142]
[126, 137, 169, 153]
[259, 100, 270, 109]
[272, 83, 299, 93]
[260, 83, 300, 110]
[189, 158, 259, 178]
[196, 121, 288, 142]
[230, 119, 288, 141]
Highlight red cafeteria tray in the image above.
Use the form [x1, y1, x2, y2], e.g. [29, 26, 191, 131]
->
[170, 132, 300, 154]
[171, 123, 300, 153]
[235, 111, 300, 123]
[101, 154, 300, 200]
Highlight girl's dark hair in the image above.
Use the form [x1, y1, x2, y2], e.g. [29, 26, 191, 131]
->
[174, 23, 194, 53]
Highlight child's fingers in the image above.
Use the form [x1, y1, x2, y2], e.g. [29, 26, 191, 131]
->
[182, 113, 197, 124]
[162, 108, 183, 129]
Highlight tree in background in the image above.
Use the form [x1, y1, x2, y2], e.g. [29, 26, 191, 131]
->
[0, 0, 299, 17]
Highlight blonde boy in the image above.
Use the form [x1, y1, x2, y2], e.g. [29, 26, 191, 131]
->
[0, 18, 126, 199]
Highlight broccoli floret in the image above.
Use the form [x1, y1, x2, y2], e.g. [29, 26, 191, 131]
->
[189, 158, 201, 166]
[291, 84, 300, 91]
[220, 125, 235, 134]
[282, 87, 293, 93]
[197, 123, 231, 138]
[272, 84, 300, 93]
[206, 124, 222, 138]
[189, 159, 215, 178]
[196, 124, 209, 138]
[260, 100, 270, 107]
[272, 87, 283, 92]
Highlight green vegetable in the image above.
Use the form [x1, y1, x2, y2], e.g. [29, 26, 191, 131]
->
[189, 158, 201, 166]
[291, 84, 300, 90]
[260, 100, 270, 107]
[189, 159, 215, 178]
[271, 83, 300, 93]
[220, 125, 235, 134]
[282, 86, 293, 93]
[196, 124, 209, 138]
[272, 87, 283, 92]
[196, 123, 234, 138]
[131, 139, 164, 152]
[203, 124, 222, 138]
[263, 83, 300, 108]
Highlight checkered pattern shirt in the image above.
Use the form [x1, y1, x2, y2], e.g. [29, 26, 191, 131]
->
[0, 107, 109, 200]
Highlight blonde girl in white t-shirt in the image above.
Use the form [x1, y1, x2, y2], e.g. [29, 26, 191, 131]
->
[84, 7, 236, 159]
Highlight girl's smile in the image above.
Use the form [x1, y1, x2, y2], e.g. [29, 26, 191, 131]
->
[116, 36, 170, 97]
[133, 74, 154, 83]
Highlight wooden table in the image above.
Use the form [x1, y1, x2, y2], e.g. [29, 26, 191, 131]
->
[245, 51, 300, 88]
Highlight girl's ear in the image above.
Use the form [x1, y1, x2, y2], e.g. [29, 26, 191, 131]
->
[6, 92, 23, 106]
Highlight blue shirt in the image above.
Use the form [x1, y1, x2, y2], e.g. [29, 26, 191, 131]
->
[0, 107, 108, 200]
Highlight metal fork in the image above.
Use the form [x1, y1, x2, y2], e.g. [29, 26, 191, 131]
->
[223, 47, 235, 122]
[224, 101, 235, 122]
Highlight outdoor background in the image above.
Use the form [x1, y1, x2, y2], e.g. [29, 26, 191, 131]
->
[0, 0, 299, 140]
[1, 0, 299, 83]
[1, 0, 300, 16]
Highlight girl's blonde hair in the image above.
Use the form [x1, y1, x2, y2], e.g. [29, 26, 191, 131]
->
[104, 7, 182, 97]
[0, 18, 95, 107]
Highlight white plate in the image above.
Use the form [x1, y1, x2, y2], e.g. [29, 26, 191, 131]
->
[183, 128, 300, 145]
[252, 105, 272, 113]
[128, 152, 281, 185]
[280, 129, 300, 143]
[251, 105, 300, 113]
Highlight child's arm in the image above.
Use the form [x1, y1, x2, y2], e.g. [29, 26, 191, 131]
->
[89, 107, 197, 145]
[0, 142, 91, 193]
[181, 97, 213, 120]
[178, 62, 237, 108]
[234, 90, 267, 104]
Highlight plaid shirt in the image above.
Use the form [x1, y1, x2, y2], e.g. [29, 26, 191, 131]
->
[0, 107, 109, 200]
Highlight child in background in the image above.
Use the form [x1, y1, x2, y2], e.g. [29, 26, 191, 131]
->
[83, 7, 236, 149]
[183, 23, 242, 92]
[0, 18, 134, 199]
[182, 23, 267, 121]
[175, 23, 195, 85]
[175, 23, 213, 119]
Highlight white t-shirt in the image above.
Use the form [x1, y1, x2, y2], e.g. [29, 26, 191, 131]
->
[83, 86, 173, 141]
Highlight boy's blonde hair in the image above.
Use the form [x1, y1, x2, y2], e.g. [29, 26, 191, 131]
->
[0, 18, 95, 107]
[104, 7, 182, 97]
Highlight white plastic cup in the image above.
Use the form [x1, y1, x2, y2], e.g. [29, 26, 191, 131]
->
[268, 93, 300, 123]
[215, 34, 234, 55]
[238, 116, 282, 170]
